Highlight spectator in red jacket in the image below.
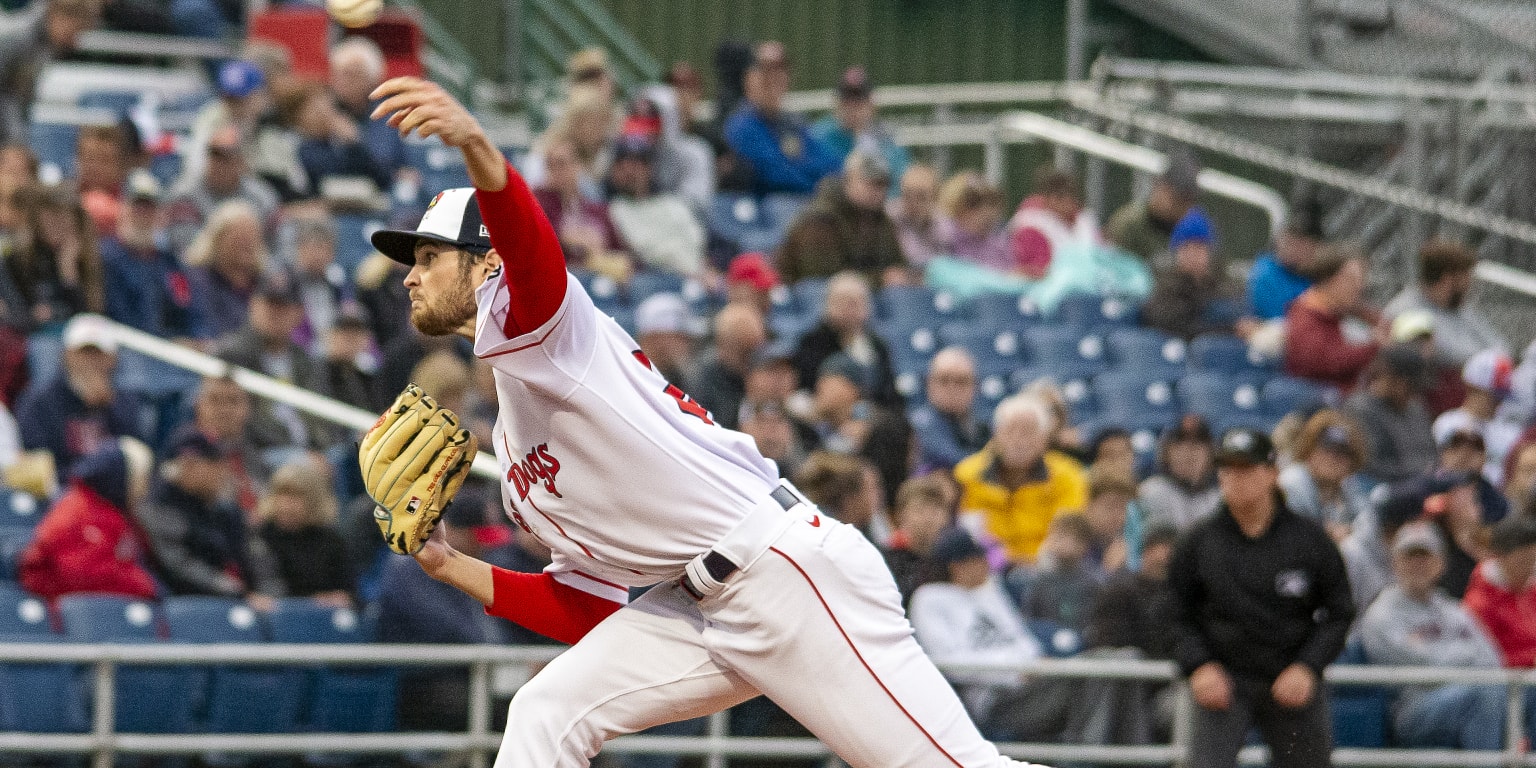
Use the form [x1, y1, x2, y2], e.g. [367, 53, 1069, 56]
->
[19, 437, 159, 601]
[1463, 515, 1536, 667]
[1283, 242, 1383, 393]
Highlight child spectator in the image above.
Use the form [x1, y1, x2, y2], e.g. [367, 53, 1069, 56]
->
[1086, 521, 1180, 659]
[1013, 513, 1103, 633]
[254, 459, 352, 606]
[1278, 409, 1370, 539]
[1463, 515, 1536, 668]
[1083, 465, 1138, 573]
[19, 437, 158, 601]
[1138, 414, 1220, 530]
[1358, 522, 1506, 750]
[908, 526, 1055, 739]
[881, 474, 955, 604]
[935, 171, 1011, 272]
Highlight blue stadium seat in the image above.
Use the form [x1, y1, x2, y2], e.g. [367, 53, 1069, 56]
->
[28, 122, 78, 178]
[1026, 618, 1081, 658]
[149, 152, 183, 188]
[0, 488, 44, 529]
[877, 284, 962, 322]
[626, 271, 688, 306]
[706, 193, 782, 253]
[790, 277, 830, 318]
[966, 292, 1044, 327]
[0, 526, 34, 580]
[1094, 371, 1182, 422]
[1053, 293, 1140, 329]
[573, 269, 624, 312]
[1188, 333, 1275, 379]
[1262, 376, 1330, 419]
[1106, 328, 1187, 380]
[1330, 639, 1392, 748]
[939, 325, 1022, 372]
[1007, 367, 1096, 424]
[78, 90, 140, 114]
[331, 213, 384, 280]
[767, 307, 817, 343]
[875, 321, 942, 366]
[0, 586, 86, 734]
[164, 598, 305, 737]
[1179, 373, 1266, 428]
[268, 601, 397, 736]
[57, 595, 196, 734]
[1020, 326, 1110, 381]
[762, 193, 813, 230]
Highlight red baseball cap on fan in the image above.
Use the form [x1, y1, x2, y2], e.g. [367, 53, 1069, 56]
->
[726, 252, 779, 291]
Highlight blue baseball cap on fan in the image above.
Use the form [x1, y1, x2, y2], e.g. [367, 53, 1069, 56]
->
[217, 60, 265, 98]
[370, 188, 494, 266]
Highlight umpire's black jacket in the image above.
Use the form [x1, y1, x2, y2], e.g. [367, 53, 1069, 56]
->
[1169, 494, 1355, 682]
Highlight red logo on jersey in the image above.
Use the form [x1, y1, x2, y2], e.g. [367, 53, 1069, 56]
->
[508, 443, 563, 500]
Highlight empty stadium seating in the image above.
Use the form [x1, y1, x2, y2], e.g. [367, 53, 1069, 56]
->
[58, 595, 198, 734]
[267, 600, 397, 736]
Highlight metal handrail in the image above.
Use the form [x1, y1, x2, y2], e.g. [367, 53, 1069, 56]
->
[104, 321, 502, 481]
[1098, 57, 1536, 105]
[4, 640, 1536, 767]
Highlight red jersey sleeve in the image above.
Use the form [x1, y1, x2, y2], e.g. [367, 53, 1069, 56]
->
[483, 566, 624, 645]
[475, 161, 569, 339]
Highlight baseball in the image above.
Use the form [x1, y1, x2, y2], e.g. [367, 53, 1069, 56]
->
[327, 0, 381, 28]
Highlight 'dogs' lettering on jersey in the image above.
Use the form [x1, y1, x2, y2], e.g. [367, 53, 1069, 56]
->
[508, 442, 563, 499]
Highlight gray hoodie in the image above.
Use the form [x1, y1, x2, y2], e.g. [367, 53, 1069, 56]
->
[640, 85, 715, 214]
[1358, 584, 1502, 713]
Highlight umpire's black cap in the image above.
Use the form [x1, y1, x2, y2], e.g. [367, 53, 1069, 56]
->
[371, 188, 493, 266]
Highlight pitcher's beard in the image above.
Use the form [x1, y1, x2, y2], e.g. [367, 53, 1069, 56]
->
[410, 273, 479, 336]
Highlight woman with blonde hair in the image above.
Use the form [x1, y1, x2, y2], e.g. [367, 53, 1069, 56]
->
[1279, 409, 1371, 539]
[935, 170, 1012, 271]
[254, 458, 352, 606]
[523, 85, 618, 200]
[4, 182, 104, 328]
[183, 199, 270, 338]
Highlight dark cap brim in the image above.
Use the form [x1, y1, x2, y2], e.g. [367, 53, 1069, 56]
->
[370, 228, 485, 266]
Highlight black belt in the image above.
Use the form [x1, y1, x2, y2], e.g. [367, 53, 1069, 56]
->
[680, 486, 800, 600]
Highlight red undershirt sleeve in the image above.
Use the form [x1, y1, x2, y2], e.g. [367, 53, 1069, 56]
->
[483, 566, 624, 645]
[474, 160, 569, 339]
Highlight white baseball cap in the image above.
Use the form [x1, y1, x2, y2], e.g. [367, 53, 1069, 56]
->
[62, 313, 118, 354]
[635, 293, 704, 337]
[1463, 348, 1514, 395]
[370, 188, 493, 265]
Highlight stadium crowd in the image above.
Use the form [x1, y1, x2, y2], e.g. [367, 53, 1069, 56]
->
[2, 3, 1536, 762]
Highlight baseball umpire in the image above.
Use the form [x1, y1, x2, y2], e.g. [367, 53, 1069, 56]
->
[356, 75, 1050, 768]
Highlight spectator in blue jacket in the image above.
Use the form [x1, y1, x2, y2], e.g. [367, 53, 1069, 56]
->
[910, 347, 991, 473]
[328, 37, 406, 183]
[810, 66, 909, 190]
[15, 314, 142, 485]
[1248, 196, 1324, 320]
[100, 169, 203, 339]
[723, 41, 841, 195]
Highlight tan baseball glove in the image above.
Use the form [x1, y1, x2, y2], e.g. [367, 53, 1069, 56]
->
[359, 384, 478, 555]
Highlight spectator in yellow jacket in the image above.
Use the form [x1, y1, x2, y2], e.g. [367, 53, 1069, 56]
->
[954, 394, 1090, 563]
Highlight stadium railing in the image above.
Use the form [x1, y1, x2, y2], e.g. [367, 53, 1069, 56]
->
[1, 641, 1533, 768]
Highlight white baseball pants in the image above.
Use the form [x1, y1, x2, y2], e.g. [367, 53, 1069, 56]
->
[491, 514, 1047, 768]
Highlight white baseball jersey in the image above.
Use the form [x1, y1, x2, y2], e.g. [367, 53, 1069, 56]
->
[473, 270, 779, 599]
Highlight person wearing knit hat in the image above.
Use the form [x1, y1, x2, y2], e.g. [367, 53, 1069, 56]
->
[1104, 149, 1201, 264]
[1142, 207, 1257, 341]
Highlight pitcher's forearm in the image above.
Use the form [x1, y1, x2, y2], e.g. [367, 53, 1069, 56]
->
[462, 134, 509, 192]
[425, 549, 495, 605]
